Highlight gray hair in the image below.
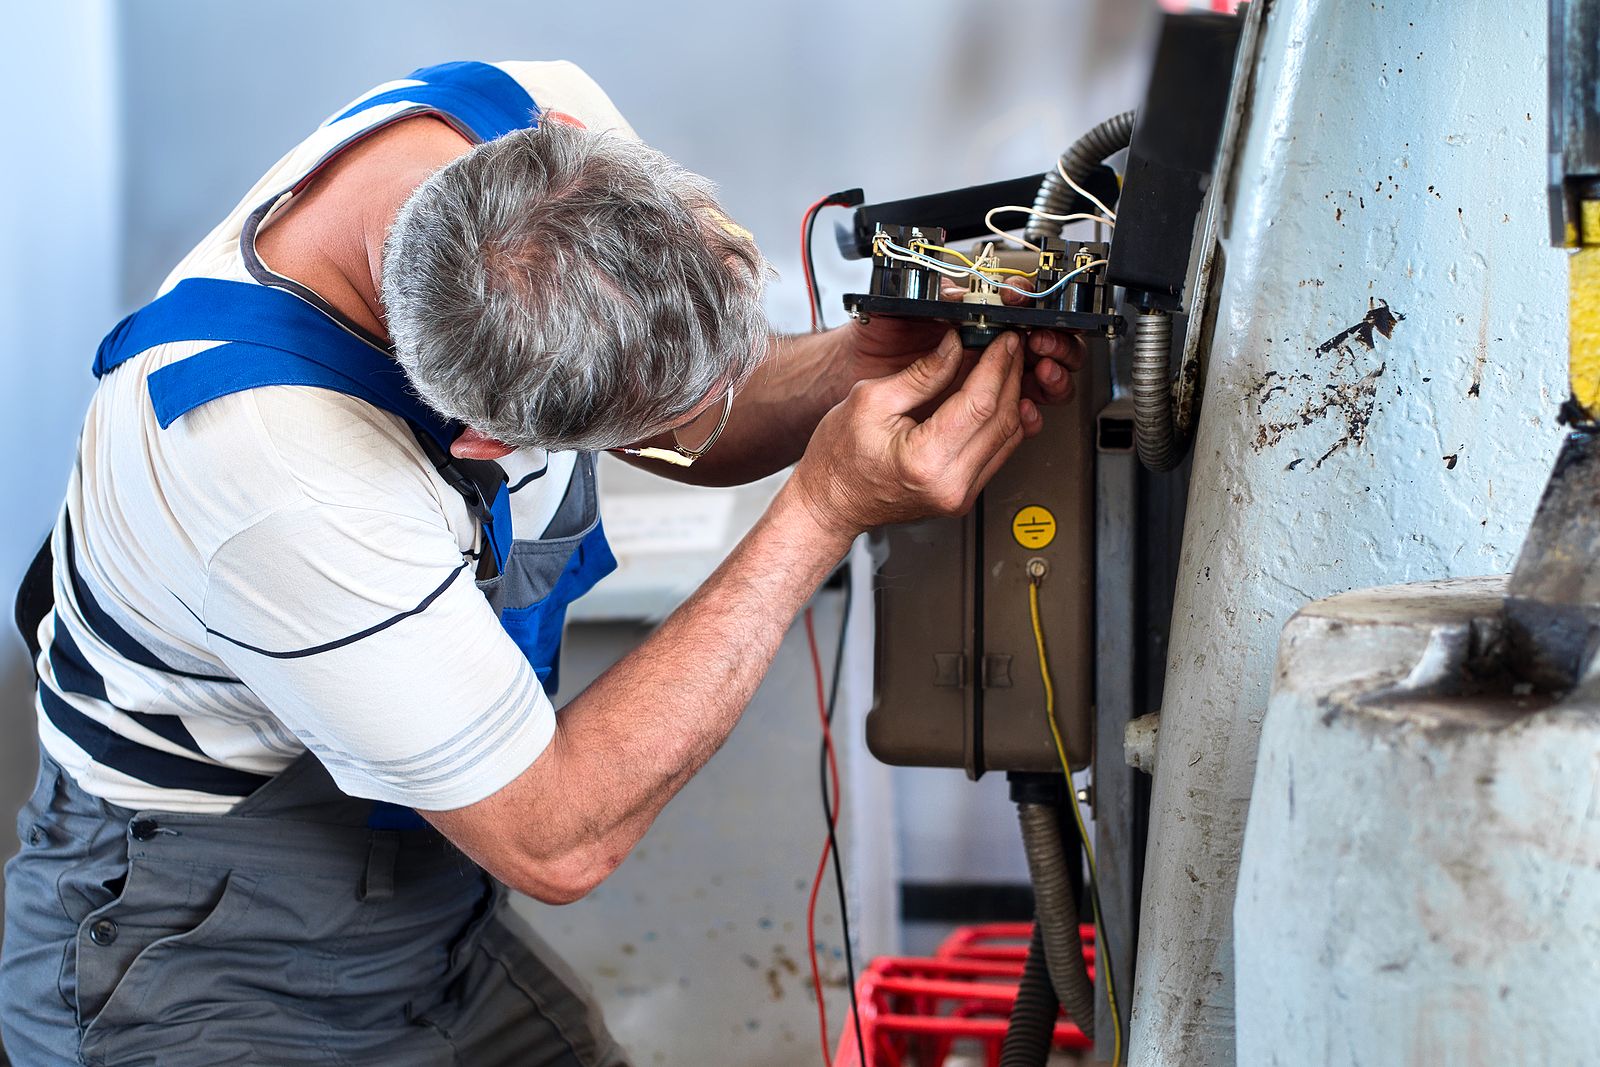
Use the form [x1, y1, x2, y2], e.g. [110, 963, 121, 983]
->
[381, 119, 769, 452]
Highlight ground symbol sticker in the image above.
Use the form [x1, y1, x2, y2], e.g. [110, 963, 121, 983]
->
[1012, 506, 1056, 549]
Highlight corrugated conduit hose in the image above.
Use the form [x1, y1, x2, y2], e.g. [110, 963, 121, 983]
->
[1132, 308, 1179, 471]
[1028, 112, 1183, 472]
[1015, 801, 1096, 1046]
[1024, 110, 1135, 245]
[998, 922, 1059, 1067]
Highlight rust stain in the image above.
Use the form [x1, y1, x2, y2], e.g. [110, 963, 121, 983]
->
[1471, 283, 1489, 397]
[1250, 300, 1404, 469]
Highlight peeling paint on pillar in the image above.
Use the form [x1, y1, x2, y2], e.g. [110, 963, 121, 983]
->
[1129, 1, 1569, 1064]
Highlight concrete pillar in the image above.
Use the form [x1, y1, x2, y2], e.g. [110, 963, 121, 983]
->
[1131, 0, 1569, 1062]
[1236, 578, 1600, 1063]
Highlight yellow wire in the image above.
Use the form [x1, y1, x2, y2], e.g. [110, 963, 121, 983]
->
[910, 241, 977, 268]
[1029, 577, 1123, 1067]
[910, 241, 1040, 279]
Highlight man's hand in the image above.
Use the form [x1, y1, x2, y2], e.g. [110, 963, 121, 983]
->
[619, 278, 1084, 489]
[423, 334, 1031, 908]
[789, 329, 1028, 539]
[839, 280, 1087, 411]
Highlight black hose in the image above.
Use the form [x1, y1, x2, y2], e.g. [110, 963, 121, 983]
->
[1026, 110, 1136, 243]
[1016, 801, 1096, 1039]
[999, 921, 1059, 1067]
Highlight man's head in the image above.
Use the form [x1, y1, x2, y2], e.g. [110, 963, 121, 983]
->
[381, 118, 768, 453]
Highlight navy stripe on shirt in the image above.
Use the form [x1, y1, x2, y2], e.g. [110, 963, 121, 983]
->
[48, 623, 210, 755]
[37, 681, 271, 797]
[61, 517, 235, 684]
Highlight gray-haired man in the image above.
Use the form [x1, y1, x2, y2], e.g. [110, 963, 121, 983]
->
[1, 61, 1081, 1064]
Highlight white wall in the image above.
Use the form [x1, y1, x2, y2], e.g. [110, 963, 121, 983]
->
[113, 0, 1154, 326]
[0, 0, 122, 926]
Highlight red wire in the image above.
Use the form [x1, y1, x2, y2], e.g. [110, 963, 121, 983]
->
[800, 196, 832, 333]
[804, 606, 843, 1066]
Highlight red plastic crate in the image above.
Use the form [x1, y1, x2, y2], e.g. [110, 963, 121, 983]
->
[834, 923, 1096, 1067]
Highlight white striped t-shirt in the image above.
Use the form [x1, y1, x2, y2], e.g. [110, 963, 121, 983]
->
[32, 61, 635, 813]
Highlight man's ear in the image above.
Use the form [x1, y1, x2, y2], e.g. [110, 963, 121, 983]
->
[451, 427, 517, 460]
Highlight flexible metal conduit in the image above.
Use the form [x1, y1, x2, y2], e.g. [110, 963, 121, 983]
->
[998, 922, 1059, 1067]
[1025, 110, 1136, 243]
[1030, 111, 1184, 472]
[1132, 309, 1180, 471]
[1016, 801, 1096, 1040]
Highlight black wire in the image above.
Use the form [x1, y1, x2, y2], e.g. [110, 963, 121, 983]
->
[820, 564, 866, 1067]
[804, 203, 828, 331]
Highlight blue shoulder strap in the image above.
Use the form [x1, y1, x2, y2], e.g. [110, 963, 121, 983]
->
[92, 62, 547, 568]
[94, 278, 458, 449]
[327, 61, 539, 141]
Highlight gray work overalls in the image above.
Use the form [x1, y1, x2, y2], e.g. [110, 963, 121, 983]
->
[1, 62, 627, 1066]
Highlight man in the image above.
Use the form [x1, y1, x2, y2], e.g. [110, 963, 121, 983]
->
[0, 61, 1081, 1064]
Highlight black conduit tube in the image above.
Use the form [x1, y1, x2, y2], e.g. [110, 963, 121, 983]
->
[998, 921, 1059, 1067]
[1016, 800, 1096, 1040]
[1025, 110, 1137, 243]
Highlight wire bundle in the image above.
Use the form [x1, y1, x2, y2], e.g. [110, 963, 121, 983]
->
[803, 571, 865, 1067]
[870, 235, 1108, 301]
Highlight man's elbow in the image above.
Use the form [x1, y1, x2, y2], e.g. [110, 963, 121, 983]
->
[504, 843, 625, 905]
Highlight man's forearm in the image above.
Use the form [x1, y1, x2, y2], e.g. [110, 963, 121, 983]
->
[635, 329, 855, 487]
[425, 478, 854, 902]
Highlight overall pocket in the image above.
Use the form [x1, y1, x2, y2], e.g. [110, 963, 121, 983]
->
[76, 868, 259, 1062]
[476, 454, 615, 693]
[490, 525, 616, 694]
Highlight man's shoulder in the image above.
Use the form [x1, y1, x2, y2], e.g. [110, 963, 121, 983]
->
[177, 382, 451, 517]
[490, 60, 637, 138]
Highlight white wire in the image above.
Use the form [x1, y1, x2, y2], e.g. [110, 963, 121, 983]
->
[873, 237, 1106, 300]
[1057, 158, 1119, 222]
[983, 205, 1116, 252]
[879, 242, 971, 280]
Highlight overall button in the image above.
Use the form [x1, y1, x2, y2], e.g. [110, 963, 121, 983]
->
[129, 818, 159, 841]
[89, 919, 118, 946]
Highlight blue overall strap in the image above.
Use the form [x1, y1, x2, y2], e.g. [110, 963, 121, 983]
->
[93, 278, 457, 449]
[327, 61, 539, 141]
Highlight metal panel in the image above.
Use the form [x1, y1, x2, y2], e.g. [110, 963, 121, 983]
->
[1548, 0, 1600, 245]
[868, 355, 1100, 775]
[1092, 406, 1141, 1063]
[1108, 12, 1244, 311]
[979, 355, 1100, 773]
[867, 514, 977, 772]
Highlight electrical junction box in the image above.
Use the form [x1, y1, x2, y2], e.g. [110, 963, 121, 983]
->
[868, 356, 1099, 777]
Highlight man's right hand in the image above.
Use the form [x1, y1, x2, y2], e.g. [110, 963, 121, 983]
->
[789, 329, 1033, 539]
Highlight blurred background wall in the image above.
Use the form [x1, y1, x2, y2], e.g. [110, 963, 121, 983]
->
[0, 3, 1155, 1062]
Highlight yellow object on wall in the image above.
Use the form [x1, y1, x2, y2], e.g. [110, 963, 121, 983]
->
[1570, 200, 1600, 419]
